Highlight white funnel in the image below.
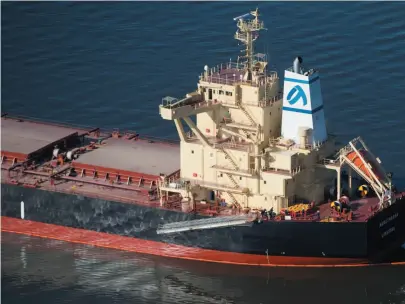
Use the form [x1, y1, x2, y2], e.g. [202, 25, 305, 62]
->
[281, 59, 327, 146]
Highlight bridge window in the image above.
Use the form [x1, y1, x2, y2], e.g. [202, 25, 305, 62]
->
[219, 90, 224, 95]
[225, 91, 233, 96]
[191, 150, 194, 154]
[264, 181, 267, 184]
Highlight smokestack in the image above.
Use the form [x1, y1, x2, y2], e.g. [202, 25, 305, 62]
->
[293, 56, 303, 74]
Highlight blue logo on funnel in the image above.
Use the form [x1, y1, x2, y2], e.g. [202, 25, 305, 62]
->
[287, 85, 307, 106]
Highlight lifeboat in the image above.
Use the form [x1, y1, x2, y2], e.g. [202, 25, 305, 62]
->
[346, 150, 382, 181]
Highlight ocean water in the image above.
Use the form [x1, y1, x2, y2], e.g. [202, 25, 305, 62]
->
[1, 2, 405, 303]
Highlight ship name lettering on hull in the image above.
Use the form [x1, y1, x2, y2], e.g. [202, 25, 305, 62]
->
[381, 227, 395, 238]
[379, 213, 398, 228]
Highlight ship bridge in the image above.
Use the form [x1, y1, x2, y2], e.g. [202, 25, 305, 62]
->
[159, 95, 220, 120]
[157, 9, 288, 212]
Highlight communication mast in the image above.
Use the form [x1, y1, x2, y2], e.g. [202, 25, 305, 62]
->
[233, 8, 266, 81]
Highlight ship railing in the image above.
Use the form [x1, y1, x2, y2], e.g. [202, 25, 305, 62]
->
[291, 144, 315, 151]
[162, 178, 245, 193]
[191, 99, 220, 110]
[210, 62, 243, 71]
[161, 96, 179, 108]
[339, 144, 354, 157]
[209, 61, 274, 72]
[320, 158, 340, 165]
[212, 164, 256, 176]
[200, 74, 242, 86]
[268, 138, 295, 148]
[199, 68, 278, 88]
[287, 139, 328, 151]
[258, 94, 283, 107]
[161, 179, 190, 191]
[223, 95, 281, 108]
[161, 95, 206, 110]
[202, 76, 277, 88]
[262, 167, 299, 176]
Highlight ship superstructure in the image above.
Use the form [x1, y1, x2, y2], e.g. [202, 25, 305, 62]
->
[159, 9, 342, 213]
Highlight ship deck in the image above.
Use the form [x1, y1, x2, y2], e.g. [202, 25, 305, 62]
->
[73, 138, 180, 178]
[1, 117, 88, 160]
[1, 115, 180, 199]
[1, 115, 401, 223]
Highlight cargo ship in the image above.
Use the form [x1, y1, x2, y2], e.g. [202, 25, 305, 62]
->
[2, 9, 405, 267]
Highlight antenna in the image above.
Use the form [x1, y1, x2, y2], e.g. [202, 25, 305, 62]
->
[233, 8, 266, 81]
[233, 13, 250, 21]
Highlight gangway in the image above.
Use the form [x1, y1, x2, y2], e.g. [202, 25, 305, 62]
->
[156, 214, 254, 235]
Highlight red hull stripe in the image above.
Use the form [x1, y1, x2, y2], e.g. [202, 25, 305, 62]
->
[1, 216, 404, 268]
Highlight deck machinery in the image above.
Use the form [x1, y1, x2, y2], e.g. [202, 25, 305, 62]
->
[159, 9, 395, 214]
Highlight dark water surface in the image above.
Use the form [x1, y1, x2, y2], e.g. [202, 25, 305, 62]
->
[2, 233, 405, 304]
[2, 2, 405, 303]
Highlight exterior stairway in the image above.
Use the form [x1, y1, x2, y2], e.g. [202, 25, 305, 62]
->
[217, 146, 242, 207]
[218, 147, 239, 170]
[225, 173, 239, 188]
[224, 191, 239, 207]
[237, 101, 256, 127]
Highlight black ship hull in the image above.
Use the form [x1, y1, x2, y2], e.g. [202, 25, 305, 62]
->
[2, 183, 405, 266]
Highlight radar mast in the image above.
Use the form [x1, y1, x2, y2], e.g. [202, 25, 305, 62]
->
[234, 8, 266, 81]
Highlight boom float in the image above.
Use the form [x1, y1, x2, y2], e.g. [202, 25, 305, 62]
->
[2, 9, 405, 267]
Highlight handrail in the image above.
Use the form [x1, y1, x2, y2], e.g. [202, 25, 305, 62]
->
[262, 167, 300, 176]
[320, 158, 340, 165]
[199, 66, 278, 87]
[161, 178, 244, 193]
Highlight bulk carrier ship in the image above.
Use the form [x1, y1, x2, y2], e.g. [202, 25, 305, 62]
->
[2, 10, 405, 267]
